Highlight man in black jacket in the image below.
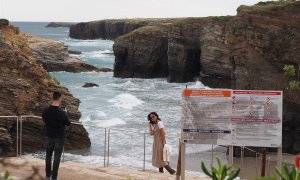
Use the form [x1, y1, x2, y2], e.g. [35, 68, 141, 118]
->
[42, 91, 71, 180]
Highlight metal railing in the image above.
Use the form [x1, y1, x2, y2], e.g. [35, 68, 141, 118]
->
[19, 115, 42, 156]
[2, 115, 295, 179]
[105, 127, 149, 169]
[105, 127, 181, 171]
[0, 116, 19, 157]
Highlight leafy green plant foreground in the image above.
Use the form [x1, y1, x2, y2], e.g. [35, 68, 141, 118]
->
[201, 156, 240, 180]
[275, 163, 300, 180]
[0, 170, 14, 180]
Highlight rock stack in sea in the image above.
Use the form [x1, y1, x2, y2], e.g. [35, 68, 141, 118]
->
[69, 1, 300, 154]
[0, 19, 91, 156]
[45, 22, 75, 28]
[24, 33, 107, 72]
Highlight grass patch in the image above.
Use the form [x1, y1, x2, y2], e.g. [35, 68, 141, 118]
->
[119, 25, 168, 40]
[237, 1, 295, 15]
[212, 16, 234, 22]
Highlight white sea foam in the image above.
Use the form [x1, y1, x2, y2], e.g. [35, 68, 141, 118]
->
[108, 81, 135, 88]
[81, 111, 107, 123]
[188, 81, 209, 89]
[64, 39, 114, 47]
[108, 80, 152, 91]
[96, 118, 126, 128]
[62, 153, 102, 165]
[108, 93, 143, 110]
[26, 153, 104, 165]
[81, 50, 113, 58]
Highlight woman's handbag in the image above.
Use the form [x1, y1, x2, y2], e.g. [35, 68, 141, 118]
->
[163, 144, 172, 162]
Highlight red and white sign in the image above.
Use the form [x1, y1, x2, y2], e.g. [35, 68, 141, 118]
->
[182, 89, 282, 147]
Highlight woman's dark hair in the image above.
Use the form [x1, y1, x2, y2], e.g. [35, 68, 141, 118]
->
[147, 112, 161, 123]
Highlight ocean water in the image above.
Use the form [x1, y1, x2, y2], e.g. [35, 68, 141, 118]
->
[12, 22, 211, 172]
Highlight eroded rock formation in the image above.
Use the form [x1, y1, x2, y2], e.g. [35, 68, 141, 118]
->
[24, 34, 102, 72]
[0, 20, 91, 156]
[114, 26, 169, 78]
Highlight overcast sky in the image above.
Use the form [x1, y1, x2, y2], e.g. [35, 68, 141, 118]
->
[0, 0, 271, 22]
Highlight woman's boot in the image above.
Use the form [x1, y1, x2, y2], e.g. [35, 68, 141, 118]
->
[159, 167, 164, 173]
[164, 165, 176, 175]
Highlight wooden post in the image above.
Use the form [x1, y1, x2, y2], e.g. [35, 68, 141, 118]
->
[176, 139, 181, 180]
[240, 146, 244, 178]
[181, 142, 186, 180]
[228, 145, 234, 168]
[261, 149, 266, 177]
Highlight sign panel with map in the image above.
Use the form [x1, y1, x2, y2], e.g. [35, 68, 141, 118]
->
[181, 89, 282, 147]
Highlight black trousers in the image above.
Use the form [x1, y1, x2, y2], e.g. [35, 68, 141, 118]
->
[45, 137, 65, 179]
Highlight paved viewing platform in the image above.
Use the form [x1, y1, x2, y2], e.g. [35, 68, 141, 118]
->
[0, 157, 208, 180]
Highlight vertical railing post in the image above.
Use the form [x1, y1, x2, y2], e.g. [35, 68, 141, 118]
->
[228, 145, 233, 168]
[107, 129, 110, 167]
[261, 149, 266, 177]
[104, 128, 107, 167]
[256, 153, 258, 177]
[181, 142, 186, 180]
[211, 144, 214, 166]
[20, 116, 23, 157]
[277, 145, 282, 180]
[241, 146, 244, 178]
[267, 156, 271, 176]
[16, 116, 19, 157]
[143, 133, 146, 171]
[62, 147, 65, 162]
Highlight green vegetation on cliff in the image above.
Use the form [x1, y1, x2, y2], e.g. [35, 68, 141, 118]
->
[237, 0, 296, 15]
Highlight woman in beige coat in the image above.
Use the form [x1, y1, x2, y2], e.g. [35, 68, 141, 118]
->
[148, 112, 175, 174]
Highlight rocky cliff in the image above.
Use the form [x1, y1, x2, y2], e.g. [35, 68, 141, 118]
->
[24, 34, 109, 72]
[69, 19, 178, 40]
[0, 20, 91, 156]
[112, 1, 299, 153]
[114, 26, 169, 78]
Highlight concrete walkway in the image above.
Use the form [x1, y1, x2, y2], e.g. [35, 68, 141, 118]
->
[0, 157, 208, 180]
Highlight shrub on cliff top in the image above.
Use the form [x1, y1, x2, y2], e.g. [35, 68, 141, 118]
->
[283, 65, 296, 77]
[283, 65, 300, 91]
